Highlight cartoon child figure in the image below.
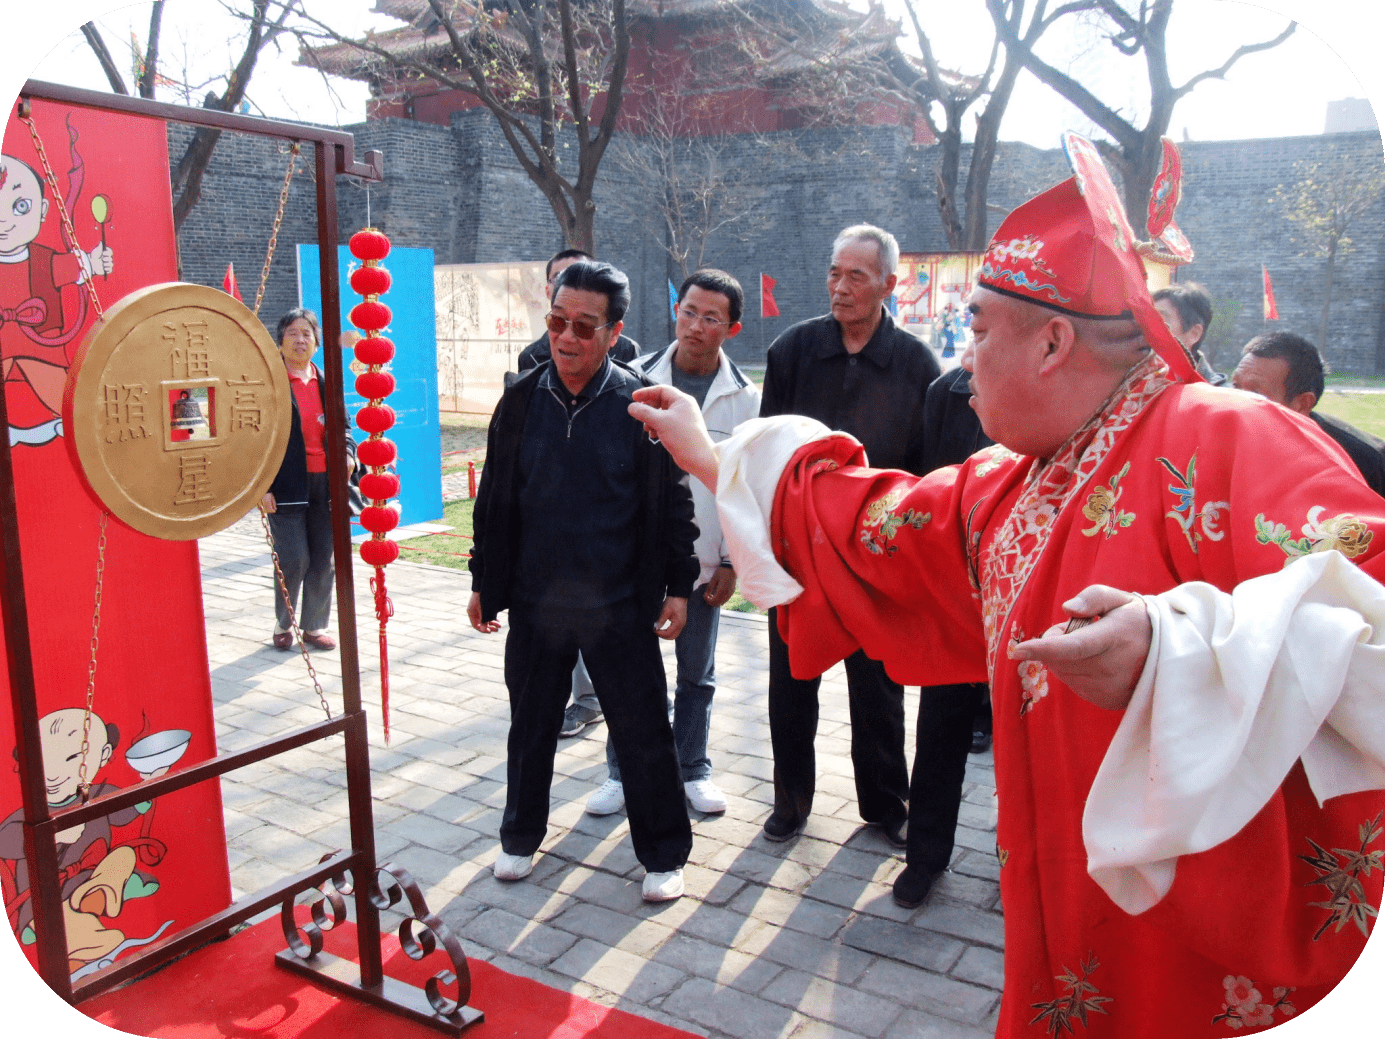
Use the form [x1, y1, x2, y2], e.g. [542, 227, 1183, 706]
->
[0, 154, 114, 447]
[0, 708, 166, 974]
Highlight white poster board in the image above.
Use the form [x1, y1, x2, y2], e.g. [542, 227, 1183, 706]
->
[435, 261, 548, 413]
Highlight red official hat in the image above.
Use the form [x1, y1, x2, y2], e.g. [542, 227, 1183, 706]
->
[977, 132, 1200, 383]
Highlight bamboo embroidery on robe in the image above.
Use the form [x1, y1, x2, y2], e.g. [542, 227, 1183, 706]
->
[1299, 811, 1382, 941]
[1028, 953, 1112, 1036]
[1158, 451, 1228, 553]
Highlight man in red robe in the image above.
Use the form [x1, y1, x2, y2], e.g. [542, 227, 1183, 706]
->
[630, 133, 1383, 1037]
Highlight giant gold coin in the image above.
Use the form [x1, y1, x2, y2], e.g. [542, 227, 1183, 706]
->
[65, 283, 293, 540]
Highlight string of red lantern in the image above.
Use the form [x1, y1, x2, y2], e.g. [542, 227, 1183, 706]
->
[348, 227, 400, 743]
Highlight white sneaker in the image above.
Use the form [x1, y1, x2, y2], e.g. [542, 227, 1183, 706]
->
[684, 779, 728, 814]
[493, 851, 534, 881]
[586, 778, 625, 816]
[642, 869, 684, 902]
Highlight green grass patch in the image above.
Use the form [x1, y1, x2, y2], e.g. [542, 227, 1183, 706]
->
[725, 588, 765, 615]
[1316, 391, 1384, 441]
[395, 497, 475, 570]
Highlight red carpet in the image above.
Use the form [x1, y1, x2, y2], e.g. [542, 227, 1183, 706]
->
[82, 915, 699, 1039]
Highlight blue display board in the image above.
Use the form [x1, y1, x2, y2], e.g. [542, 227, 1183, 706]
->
[297, 244, 443, 526]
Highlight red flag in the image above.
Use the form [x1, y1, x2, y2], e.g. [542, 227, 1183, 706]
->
[1262, 264, 1279, 321]
[222, 262, 243, 303]
[760, 273, 779, 318]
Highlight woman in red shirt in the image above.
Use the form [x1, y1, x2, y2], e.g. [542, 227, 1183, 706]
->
[260, 309, 355, 650]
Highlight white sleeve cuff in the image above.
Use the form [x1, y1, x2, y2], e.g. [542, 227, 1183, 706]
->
[714, 415, 842, 609]
[1084, 550, 1384, 915]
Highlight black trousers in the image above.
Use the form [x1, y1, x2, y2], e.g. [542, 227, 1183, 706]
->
[267, 471, 335, 633]
[907, 682, 990, 874]
[767, 606, 909, 827]
[500, 600, 692, 873]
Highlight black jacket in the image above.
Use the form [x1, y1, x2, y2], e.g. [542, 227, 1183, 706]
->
[469, 360, 699, 624]
[920, 366, 994, 474]
[1312, 410, 1385, 497]
[268, 363, 358, 509]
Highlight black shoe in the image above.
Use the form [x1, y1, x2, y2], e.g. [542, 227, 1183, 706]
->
[560, 703, 603, 738]
[762, 813, 803, 842]
[892, 866, 941, 909]
[970, 730, 992, 754]
[877, 818, 908, 850]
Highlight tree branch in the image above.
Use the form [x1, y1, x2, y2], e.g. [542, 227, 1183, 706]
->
[139, 2, 164, 99]
[1172, 21, 1296, 101]
[81, 22, 129, 94]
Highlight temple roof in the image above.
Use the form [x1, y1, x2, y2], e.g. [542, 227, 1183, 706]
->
[301, 0, 923, 87]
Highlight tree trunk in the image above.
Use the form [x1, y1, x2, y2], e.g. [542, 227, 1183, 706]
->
[963, 52, 1022, 251]
[1319, 236, 1338, 351]
[934, 122, 964, 252]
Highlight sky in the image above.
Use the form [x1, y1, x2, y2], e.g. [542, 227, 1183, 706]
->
[3, 1, 1384, 148]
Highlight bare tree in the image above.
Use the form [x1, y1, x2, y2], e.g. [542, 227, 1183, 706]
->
[80, 1, 296, 232]
[294, 0, 630, 253]
[1273, 153, 1385, 353]
[990, 0, 1294, 227]
[604, 89, 786, 283]
[883, 0, 1055, 251]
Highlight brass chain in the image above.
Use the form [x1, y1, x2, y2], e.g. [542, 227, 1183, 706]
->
[19, 106, 104, 322]
[77, 512, 109, 802]
[254, 142, 301, 317]
[259, 509, 332, 721]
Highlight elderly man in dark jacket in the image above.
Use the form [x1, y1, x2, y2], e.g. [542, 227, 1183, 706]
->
[468, 260, 698, 902]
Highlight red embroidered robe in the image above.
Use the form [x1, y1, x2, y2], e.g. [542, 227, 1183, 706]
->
[770, 356, 1384, 1038]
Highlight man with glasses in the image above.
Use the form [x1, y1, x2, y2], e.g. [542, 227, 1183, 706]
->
[468, 260, 697, 901]
[584, 270, 761, 820]
[757, 224, 941, 846]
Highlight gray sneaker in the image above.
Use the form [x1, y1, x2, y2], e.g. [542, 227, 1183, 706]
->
[559, 703, 603, 738]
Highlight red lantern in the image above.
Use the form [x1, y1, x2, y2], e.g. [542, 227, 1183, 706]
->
[359, 471, 400, 500]
[357, 437, 397, 467]
[350, 227, 401, 743]
[355, 404, 396, 435]
[360, 504, 400, 534]
[350, 300, 392, 331]
[359, 538, 400, 567]
[350, 264, 392, 297]
[356, 370, 396, 400]
[349, 228, 391, 261]
[355, 335, 395, 366]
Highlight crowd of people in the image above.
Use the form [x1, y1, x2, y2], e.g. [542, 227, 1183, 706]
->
[457, 155, 1381, 1035]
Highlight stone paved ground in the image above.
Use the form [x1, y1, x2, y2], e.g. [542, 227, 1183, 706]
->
[202, 522, 1002, 1039]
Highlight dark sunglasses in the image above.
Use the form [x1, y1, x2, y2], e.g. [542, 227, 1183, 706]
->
[546, 312, 612, 341]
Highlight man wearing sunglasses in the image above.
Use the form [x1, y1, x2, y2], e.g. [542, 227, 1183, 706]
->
[515, 249, 643, 744]
[469, 260, 698, 902]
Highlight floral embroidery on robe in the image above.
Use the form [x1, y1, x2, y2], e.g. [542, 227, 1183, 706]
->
[1255, 505, 1374, 564]
[1211, 976, 1297, 1030]
[1081, 461, 1136, 538]
[1158, 452, 1228, 554]
[859, 488, 930, 556]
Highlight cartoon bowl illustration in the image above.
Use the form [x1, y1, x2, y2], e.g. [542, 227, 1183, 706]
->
[125, 729, 192, 775]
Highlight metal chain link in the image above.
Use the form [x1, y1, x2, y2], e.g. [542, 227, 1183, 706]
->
[19, 106, 104, 322]
[254, 142, 301, 317]
[259, 509, 332, 721]
[77, 512, 109, 802]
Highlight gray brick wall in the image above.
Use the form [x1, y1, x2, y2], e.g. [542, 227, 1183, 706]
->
[171, 119, 1383, 374]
